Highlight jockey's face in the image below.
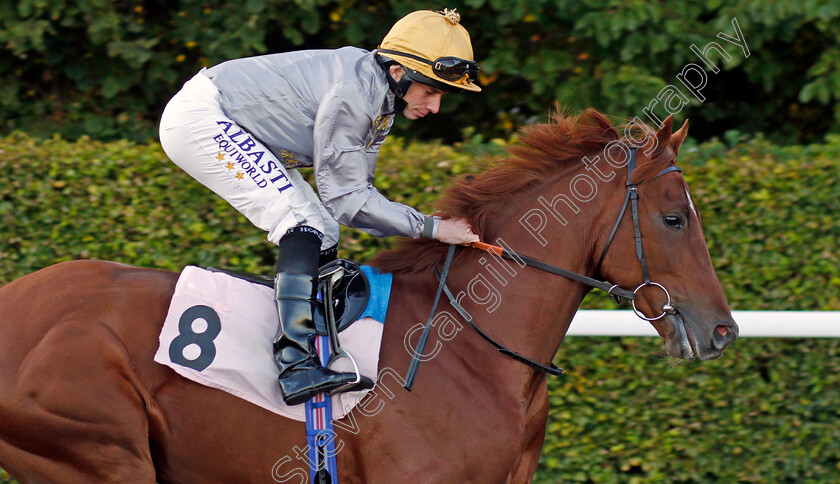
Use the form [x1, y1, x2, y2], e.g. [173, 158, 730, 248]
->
[401, 82, 445, 119]
[389, 65, 446, 120]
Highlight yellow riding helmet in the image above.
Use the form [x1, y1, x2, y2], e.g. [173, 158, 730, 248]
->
[378, 9, 481, 92]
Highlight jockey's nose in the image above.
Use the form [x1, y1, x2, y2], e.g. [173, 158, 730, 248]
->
[428, 96, 441, 114]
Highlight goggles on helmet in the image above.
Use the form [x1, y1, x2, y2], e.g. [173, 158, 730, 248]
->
[378, 49, 479, 82]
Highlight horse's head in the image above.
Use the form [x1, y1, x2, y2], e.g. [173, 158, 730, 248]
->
[595, 115, 738, 360]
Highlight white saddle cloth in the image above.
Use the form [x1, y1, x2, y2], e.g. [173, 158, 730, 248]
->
[154, 266, 384, 421]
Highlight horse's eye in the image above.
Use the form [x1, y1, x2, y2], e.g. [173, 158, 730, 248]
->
[662, 214, 686, 230]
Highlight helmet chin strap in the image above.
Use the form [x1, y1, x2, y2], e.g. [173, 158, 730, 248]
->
[378, 56, 411, 115]
[386, 69, 411, 114]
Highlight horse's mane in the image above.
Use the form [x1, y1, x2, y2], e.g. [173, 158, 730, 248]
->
[370, 108, 677, 274]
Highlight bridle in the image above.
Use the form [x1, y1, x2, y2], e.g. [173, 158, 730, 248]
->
[595, 147, 682, 320]
[472, 148, 683, 316]
[404, 148, 686, 387]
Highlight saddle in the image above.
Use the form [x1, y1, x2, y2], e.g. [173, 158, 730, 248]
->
[207, 259, 371, 335]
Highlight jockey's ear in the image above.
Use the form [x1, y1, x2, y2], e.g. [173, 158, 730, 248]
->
[389, 64, 406, 82]
[670, 119, 689, 156]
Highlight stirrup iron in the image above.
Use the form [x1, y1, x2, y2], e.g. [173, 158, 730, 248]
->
[320, 265, 363, 395]
[326, 348, 363, 395]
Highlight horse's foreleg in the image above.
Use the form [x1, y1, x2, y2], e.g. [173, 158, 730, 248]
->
[508, 377, 549, 484]
[0, 318, 157, 483]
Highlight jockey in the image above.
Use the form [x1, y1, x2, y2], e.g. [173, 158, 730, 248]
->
[159, 9, 481, 405]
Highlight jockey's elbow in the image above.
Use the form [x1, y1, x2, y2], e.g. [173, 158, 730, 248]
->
[321, 199, 356, 226]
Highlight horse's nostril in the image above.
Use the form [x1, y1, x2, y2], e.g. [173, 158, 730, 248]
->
[712, 324, 736, 349]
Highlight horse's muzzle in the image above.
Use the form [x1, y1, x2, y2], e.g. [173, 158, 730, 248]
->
[664, 310, 738, 360]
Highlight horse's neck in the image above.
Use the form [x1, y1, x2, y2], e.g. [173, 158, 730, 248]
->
[442, 243, 592, 383]
[384, 206, 599, 403]
[457, 172, 610, 372]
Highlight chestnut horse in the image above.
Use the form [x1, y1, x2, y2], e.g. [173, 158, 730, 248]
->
[0, 110, 737, 483]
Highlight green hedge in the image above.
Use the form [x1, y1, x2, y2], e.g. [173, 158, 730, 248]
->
[2, 131, 837, 309]
[2, 1, 840, 143]
[539, 336, 840, 483]
[0, 132, 498, 281]
[1, 132, 838, 482]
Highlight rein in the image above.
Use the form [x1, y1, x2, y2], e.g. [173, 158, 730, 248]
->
[439, 275, 564, 376]
[416, 148, 685, 379]
[404, 245, 456, 391]
[468, 241, 637, 301]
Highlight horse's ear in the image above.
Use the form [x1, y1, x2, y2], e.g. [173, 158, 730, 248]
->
[670, 119, 689, 156]
[653, 115, 674, 156]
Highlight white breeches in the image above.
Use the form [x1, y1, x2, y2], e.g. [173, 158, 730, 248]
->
[158, 71, 339, 249]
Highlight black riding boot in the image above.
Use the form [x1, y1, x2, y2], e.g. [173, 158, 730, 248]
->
[272, 227, 370, 406]
[319, 243, 338, 267]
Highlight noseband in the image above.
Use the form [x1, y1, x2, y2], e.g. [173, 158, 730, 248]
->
[405, 148, 684, 386]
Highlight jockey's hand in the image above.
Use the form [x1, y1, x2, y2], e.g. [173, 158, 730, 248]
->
[435, 217, 480, 245]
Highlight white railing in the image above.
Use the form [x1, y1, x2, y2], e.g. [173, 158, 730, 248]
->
[567, 310, 840, 337]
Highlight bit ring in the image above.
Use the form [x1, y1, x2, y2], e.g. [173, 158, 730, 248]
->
[631, 282, 673, 321]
